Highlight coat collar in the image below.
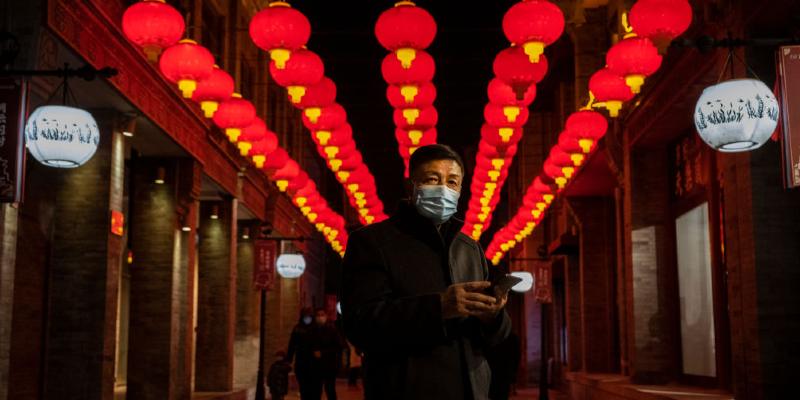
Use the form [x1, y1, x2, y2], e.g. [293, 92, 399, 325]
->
[392, 201, 465, 249]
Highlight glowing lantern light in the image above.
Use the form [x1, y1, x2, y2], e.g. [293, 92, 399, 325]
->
[192, 66, 235, 118]
[25, 105, 100, 168]
[557, 133, 587, 166]
[386, 82, 436, 108]
[276, 253, 306, 278]
[249, 134, 279, 168]
[212, 93, 256, 142]
[237, 118, 267, 156]
[249, 1, 311, 69]
[548, 146, 577, 179]
[484, 103, 529, 127]
[694, 79, 779, 152]
[481, 124, 522, 147]
[494, 47, 548, 93]
[159, 39, 215, 98]
[287, 171, 310, 192]
[271, 159, 300, 192]
[606, 37, 662, 94]
[393, 106, 438, 128]
[565, 110, 608, 154]
[589, 68, 635, 117]
[295, 77, 337, 110]
[302, 103, 347, 131]
[396, 128, 436, 147]
[313, 124, 353, 147]
[260, 148, 289, 171]
[269, 48, 324, 104]
[122, 0, 185, 62]
[375, 1, 437, 68]
[629, 0, 693, 53]
[381, 50, 435, 85]
[488, 78, 536, 106]
[502, 0, 565, 63]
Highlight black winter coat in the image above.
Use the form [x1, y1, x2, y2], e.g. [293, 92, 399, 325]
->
[341, 203, 511, 400]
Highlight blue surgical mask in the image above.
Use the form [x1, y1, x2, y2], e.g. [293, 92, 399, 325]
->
[413, 185, 460, 224]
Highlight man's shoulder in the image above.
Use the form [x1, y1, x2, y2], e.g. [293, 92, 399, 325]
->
[348, 216, 400, 244]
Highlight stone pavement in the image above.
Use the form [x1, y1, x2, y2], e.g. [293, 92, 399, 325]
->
[283, 380, 568, 400]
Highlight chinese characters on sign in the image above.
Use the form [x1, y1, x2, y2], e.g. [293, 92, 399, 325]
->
[778, 46, 800, 189]
[0, 78, 28, 203]
[253, 239, 277, 290]
[533, 261, 552, 304]
[672, 133, 707, 200]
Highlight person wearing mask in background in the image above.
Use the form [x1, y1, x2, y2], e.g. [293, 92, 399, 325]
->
[309, 308, 344, 400]
[286, 307, 316, 400]
[341, 144, 511, 400]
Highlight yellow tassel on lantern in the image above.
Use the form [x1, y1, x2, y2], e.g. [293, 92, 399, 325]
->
[305, 108, 322, 124]
[400, 85, 419, 103]
[395, 48, 418, 69]
[503, 106, 521, 123]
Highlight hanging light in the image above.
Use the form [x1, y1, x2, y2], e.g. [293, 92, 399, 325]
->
[268, 48, 325, 104]
[502, 0, 565, 63]
[606, 37, 662, 94]
[381, 50, 435, 85]
[694, 78, 779, 152]
[488, 78, 536, 106]
[158, 39, 215, 98]
[375, 1, 437, 68]
[25, 105, 100, 168]
[192, 65, 235, 118]
[237, 118, 267, 156]
[248, 135, 279, 168]
[565, 110, 608, 153]
[301, 103, 347, 131]
[212, 93, 256, 142]
[260, 147, 289, 171]
[481, 124, 523, 147]
[276, 253, 306, 278]
[588, 68, 635, 117]
[122, 0, 185, 62]
[629, 0, 693, 54]
[386, 82, 436, 108]
[493, 47, 549, 94]
[393, 106, 438, 129]
[249, 1, 311, 69]
[484, 103, 529, 127]
[270, 159, 300, 192]
[295, 76, 337, 110]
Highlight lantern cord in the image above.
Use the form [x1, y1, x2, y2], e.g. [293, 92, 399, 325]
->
[715, 50, 733, 84]
[731, 49, 763, 81]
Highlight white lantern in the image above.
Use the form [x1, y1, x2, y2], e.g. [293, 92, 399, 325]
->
[276, 253, 306, 279]
[694, 79, 780, 152]
[510, 271, 534, 293]
[25, 105, 100, 168]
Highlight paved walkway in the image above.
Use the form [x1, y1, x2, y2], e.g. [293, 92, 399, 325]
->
[284, 380, 567, 400]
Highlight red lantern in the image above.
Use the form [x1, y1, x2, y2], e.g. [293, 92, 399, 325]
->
[287, 171, 309, 192]
[629, 0, 692, 53]
[395, 128, 436, 147]
[481, 124, 523, 147]
[261, 147, 289, 171]
[249, 133, 280, 168]
[565, 110, 608, 154]
[386, 82, 436, 108]
[544, 159, 570, 189]
[122, 0, 185, 62]
[302, 103, 347, 130]
[237, 118, 267, 156]
[488, 78, 536, 106]
[588, 68, 635, 117]
[212, 93, 257, 142]
[484, 103, 529, 127]
[269, 48, 324, 104]
[271, 159, 300, 191]
[502, 0, 565, 63]
[376, 1, 436, 70]
[249, 2, 311, 69]
[606, 37, 662, 94]
[192, 65, 234, 118]
[548, 145, 578, 177]
[382, 50, 435, 85]
[557, 132, 587, 166]
[312, 124, 353, 147]
[336, 152, 365, 173]
[159, 39, 215, 98]
[494, 47, 548, 93]
[295, 77, 337, 110]
[479, 140, 518, 159]
[393, 106, 438, 128]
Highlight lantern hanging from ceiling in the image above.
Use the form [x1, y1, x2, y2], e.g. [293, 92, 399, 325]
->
[588, 68, 635, 117]
[212, 93, 257, 142]
[387, 82, 436, 108]
[395, 128, 436, 147]
[192, 65, 235, 118]
[159, 39, 215, 98]
[565, 110, 609, 153]
[261, 147, 289, 171]
[249, 1, 311, 69]
[248, 134, 279, 168]
[606, 37, 662, 94]
[488, 78, 537, 106]
[269, 48, 324, 104]
[287, 171, 310, 192]
[694, 78, 779, 152]
[481, 124, 523, 147]
[393, 106, 438, 128]
[25, 105, 100, 168]
[302, 103, 347, 130]
[381, 50, 435, 85]
[295, 77, 337, 110]
[548, 146, 577, 181]
[375, 1, 437, 68]
[502, 0, 565, 63]
[237, 118, 267, 156]
[484, 103, 529, 127]
[629, 0, 693, 53]
[494, 47, 549, 93]
[122, 0, 185, 62]
[271, 159, 300, 191]
[276, 253, 306, 278]
[312, 124, 353, 147]
[557, 132, 587, 166]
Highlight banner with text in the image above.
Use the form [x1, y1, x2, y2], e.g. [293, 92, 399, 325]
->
[254, 239, 277, 290]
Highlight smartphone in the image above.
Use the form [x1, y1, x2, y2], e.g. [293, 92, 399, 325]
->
[489, 274, 524, 295]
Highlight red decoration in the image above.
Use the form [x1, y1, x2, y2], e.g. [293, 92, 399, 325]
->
[212, 94, 257, 142]
[481, 124, 523, 147]
[375, 1, 436, 51]
[271, 160, 301, 191]
[269, 48, 325, 104]
[386, 82, 436, 108]
[192, 65, 234, 118]
[565, 110, 608, 153]
[393, 106, 438, 131]
[606, 37, 662, 94]
[248, 134, 280, 168]
[629, 0, 693, 53]
[249, 2, 311, 69]
[479, 140, 519, 159]
[557, 132, 587, 166]
[488, 78, 536, 106]
[484, 103, 529, 127]
[261, 148, 289, 171]
[122, 0, 185, 62]
[237, 118, 267, 156]
[312, 124, 353, 147]
[381, 50, 435, 85]
[502, 0, 565, 63]
[158, 39, 215, 98]
[494, 47, 548, 92]
[302, 103, 347, 131]
[395, 128, 436, 147]
[295, 77, 337, 109]
[588, 68, 635, 117]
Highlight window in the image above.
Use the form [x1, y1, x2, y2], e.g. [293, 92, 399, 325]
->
[675, 202, 716, 377]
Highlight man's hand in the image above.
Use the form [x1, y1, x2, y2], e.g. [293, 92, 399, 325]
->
[440, 281, 499, 319]
[474, 285, 508, 323]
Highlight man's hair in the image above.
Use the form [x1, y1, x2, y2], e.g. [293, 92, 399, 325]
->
[408, 144, 465, 178]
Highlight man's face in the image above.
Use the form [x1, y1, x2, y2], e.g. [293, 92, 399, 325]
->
[314, 310, 328, 325]
[411, 159, 463, 193]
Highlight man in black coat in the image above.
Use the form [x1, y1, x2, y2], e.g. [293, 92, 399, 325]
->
[341, 144, 511, 400]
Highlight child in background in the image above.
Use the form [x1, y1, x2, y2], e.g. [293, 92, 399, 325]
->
[268, 350, 292, 400]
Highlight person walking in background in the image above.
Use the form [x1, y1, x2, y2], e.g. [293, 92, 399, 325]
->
[268, 351, 292, 400]
[309, 308, 344, 400]
[286, 307, 316, 400]
[346, 341, 363, 389]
